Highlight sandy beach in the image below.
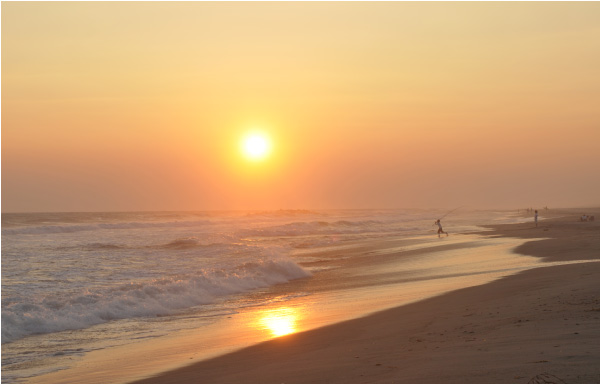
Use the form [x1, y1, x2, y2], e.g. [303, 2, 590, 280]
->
[130, 212, 600, 384]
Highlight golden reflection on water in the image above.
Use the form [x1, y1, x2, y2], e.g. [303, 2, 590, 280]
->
[259, 307, 299, 337]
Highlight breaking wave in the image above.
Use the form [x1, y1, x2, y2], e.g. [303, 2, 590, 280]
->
[1, 256, 311, 343]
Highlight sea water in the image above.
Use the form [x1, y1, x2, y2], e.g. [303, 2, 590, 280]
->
[1, 209, 532, 382]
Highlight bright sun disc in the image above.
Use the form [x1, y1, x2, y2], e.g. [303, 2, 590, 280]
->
[242, 133, 271, 160]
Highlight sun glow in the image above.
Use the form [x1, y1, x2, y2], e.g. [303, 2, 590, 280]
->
[241, 133, 271, 161]
[260, 308, 298, 337]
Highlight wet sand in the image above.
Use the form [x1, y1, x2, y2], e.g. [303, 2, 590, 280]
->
[131, 212, 600, 384]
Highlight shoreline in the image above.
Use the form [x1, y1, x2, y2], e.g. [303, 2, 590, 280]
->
[129, 213, 600, 384]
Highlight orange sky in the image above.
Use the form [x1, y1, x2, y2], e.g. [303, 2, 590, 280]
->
[2, 2, 600, 212]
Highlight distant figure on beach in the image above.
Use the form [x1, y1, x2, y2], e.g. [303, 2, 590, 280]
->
[434, 219, 448, 237]
[534, 210, 538, 227]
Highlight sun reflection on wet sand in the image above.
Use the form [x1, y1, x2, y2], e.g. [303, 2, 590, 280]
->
[259, 307, 299, 337]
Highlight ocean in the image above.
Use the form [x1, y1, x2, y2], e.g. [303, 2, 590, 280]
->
[1, 209, 539, 383]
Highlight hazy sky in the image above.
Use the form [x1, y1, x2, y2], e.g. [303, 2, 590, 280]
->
[2, 2, 600, 212]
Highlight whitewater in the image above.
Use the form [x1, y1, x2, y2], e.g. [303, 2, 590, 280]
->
[1, 209, 533, 382]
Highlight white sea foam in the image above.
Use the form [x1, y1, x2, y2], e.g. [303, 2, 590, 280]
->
[1, 256, 310, 343]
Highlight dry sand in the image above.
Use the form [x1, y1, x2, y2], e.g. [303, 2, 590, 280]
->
[131, 212, 600, 384]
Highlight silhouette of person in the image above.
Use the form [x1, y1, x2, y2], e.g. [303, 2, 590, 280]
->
[434, 219, 448, 237]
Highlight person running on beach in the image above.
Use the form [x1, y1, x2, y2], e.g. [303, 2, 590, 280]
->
[434, 219, 448, 237]
[534, 210, 538, 227]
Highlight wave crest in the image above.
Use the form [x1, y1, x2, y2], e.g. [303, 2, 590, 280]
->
[1, 255, 311, 343]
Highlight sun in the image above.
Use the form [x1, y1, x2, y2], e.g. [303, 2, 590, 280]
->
[241, 133, 271, 161]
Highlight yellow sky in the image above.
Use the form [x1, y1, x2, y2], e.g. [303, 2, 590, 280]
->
[2, 2, 600, 212]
